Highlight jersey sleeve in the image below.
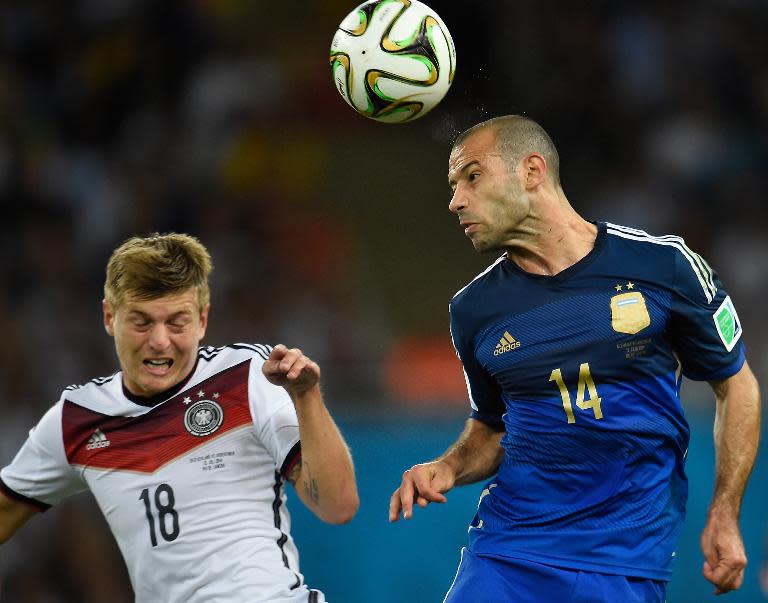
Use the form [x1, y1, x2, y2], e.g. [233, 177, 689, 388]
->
[668, 247, 746, 381]
[0, 402, 87, 509]
[450, 302, 505, 428]
[247, 355, 301, 477]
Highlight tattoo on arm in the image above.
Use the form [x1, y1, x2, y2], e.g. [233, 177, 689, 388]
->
[286, 459, 320, 505]
[303, 461, 320, 505]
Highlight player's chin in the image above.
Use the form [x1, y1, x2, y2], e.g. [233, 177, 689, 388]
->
[467, 234, 484, 250]
[139, 368, 182, 394]
[138, 379, 170, 397]
[471, 237, 500, 254]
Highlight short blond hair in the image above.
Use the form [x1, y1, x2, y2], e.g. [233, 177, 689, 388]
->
[104, 233, 213, 311]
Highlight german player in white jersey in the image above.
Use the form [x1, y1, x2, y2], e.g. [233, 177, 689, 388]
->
[0, 233, 359, 603]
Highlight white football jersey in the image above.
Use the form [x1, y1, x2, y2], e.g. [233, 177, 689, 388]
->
[0, 344, 326, 603]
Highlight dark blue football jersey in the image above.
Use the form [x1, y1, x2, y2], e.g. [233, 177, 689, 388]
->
[449, 222, 745, 581]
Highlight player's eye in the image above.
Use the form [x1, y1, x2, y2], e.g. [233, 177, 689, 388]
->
[168, 319, 191, 332]
[468, 172, 480, 182]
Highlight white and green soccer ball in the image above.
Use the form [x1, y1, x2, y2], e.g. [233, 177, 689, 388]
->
[330, 0, 456, 123]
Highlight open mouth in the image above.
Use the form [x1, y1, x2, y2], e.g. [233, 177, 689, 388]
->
[144, 358, 173, 373]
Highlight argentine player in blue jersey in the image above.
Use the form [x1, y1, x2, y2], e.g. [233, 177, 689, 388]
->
[389, 115, 761, 602]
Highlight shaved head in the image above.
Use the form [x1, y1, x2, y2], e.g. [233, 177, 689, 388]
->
[453, 115, 561, 185]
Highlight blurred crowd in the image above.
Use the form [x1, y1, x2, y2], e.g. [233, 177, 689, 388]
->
[0, 0, 766, 601]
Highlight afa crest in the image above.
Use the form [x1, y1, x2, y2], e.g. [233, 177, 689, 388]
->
[610, 292, 650, 335]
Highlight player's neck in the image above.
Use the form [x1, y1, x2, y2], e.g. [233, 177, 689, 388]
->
[503, 207, 597, 277]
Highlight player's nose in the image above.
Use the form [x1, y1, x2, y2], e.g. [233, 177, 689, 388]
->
[147, 324, 171, 351]
[448, 187, 467, 214]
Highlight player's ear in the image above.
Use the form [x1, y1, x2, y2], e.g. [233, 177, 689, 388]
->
[197, 304, 210, 339]
[522, 153, 547, 190]
[103, 299, 115, 337]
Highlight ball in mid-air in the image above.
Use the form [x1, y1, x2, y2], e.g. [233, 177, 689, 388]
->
[329, 0, 456, 123]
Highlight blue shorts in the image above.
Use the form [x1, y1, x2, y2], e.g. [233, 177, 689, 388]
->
[443, 548, 667, 603]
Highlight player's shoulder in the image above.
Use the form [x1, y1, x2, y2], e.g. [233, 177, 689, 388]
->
[196, 343, 273, 380]
[604, 222, 694, 260]
[64, 372, 120, 394]
[450, 254, 507, 310]
[60, 371, 132, 416]
[604, 222, 717, 301]
[198, 343, 272, 365]
[63, 373, 120, 405]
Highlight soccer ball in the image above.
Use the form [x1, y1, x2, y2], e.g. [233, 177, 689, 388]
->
[329, 0, 456, 123]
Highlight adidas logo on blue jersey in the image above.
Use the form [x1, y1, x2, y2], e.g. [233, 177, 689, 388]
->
[494, 331, 521, 356]
[86, 429, 111, 450]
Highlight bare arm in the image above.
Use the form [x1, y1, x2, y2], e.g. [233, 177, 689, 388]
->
[700, 360, 761, 595]
[389, 418, 505, 522]
[262, 345, 359, 525]
[0, 490, 37, 545]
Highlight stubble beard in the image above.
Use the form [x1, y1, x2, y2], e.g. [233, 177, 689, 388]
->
[470, 231, 504, 254]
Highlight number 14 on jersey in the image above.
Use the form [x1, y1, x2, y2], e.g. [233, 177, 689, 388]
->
[549, 362, 603, 424]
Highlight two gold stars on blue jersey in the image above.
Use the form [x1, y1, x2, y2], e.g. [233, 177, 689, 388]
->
[610, 281, 650, 335]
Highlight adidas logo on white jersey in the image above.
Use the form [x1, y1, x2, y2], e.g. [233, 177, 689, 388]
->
[86, 429, 111, 450]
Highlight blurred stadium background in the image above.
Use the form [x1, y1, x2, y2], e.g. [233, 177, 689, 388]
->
[0, 0, 766, 601]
